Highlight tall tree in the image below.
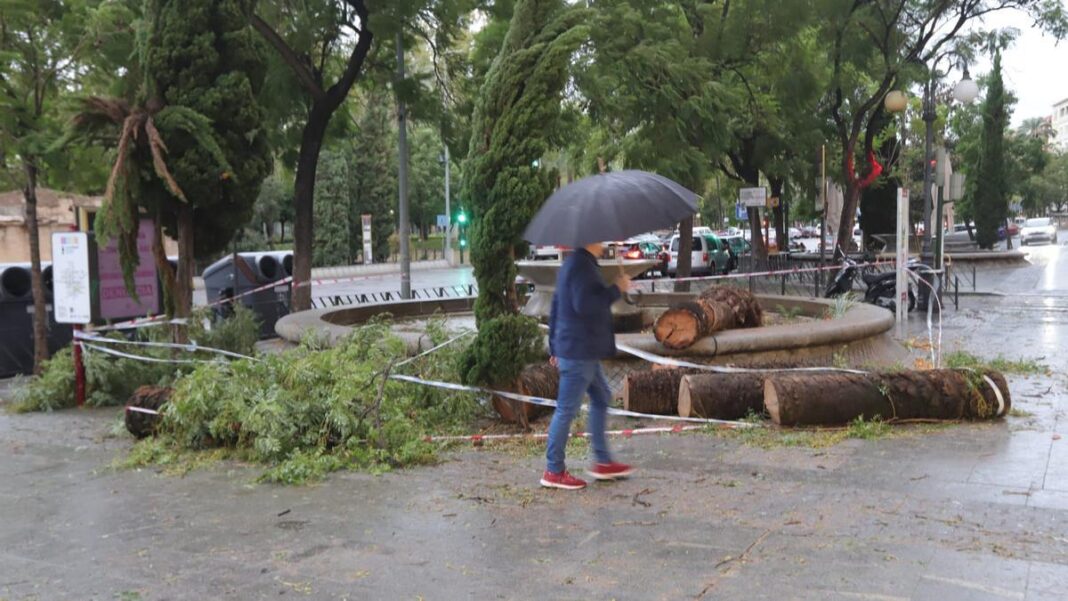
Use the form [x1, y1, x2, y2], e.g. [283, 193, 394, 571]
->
[463, 0, 588, 324]
[312, 150, 352, 266]
[819, 0, 1064, 257]
[0, 0, 88, 373]
[349, 86, 397, 263]
[250, 0, 373, 310]
[974, 50, 1009, 248]
[70, 0, 271, 331]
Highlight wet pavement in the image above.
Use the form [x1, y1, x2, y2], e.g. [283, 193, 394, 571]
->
[2, 238, 1068, 600]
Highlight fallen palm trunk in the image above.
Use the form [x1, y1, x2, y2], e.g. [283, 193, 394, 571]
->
[677, 373, 765, 419]
[622, 368, 701, 415]
[125, 385, 172, 438]
[654, 287, 762, 349]
[492, 363, 557, 426]
[764, 369, 1011, 426]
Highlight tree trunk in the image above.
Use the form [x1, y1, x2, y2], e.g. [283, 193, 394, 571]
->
[290, 104, 331, 312]
[151, 215, 177, 317]
[747, 208, 767, 259]
[678, 373, 765, 419]
[654, 287, 762, 349]
[764, 369, 1011, 426]
[22, 164, 49, 375]
[492, 363, 557, 426]
[835, 182, 862, 258]
[622, 368, 700, 415]
[173, 202, 195, 344]
[674, 216, 694, 293]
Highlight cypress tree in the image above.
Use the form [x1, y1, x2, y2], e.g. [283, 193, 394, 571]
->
[313, 151, 352, 267]
[350, 89, 397, 262]
[974, 51, 1009, 249]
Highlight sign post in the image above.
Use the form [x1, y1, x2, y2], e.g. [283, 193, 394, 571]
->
[895, 188, 910, 338]
[740, 187, 767, 252]
[362, 214, 373, 265]
[52, 231, 92, 407]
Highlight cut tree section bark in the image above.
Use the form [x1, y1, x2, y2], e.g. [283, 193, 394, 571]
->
[492, 363, 557, 426]
[622, 368, 700, 415]
[678, 373, 765, 420]
[764, 369, 1011, 426]
[654, 287, 762, 349]
[125, 385, 173, 439]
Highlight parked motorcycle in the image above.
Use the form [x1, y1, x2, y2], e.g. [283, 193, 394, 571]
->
[825, 256, 922, 313]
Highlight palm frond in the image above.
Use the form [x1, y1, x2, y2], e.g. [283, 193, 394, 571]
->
[104, 113, 141, 206]
[144, 116, 188, 202]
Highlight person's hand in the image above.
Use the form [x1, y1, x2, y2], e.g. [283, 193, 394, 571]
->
[615, 274, 632, 293]
[549, 356, 558, 368]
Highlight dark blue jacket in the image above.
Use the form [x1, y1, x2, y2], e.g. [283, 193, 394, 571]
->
[549, 249, 621, 360]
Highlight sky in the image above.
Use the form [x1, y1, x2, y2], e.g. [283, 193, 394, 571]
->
[969, 7, 1068, 126]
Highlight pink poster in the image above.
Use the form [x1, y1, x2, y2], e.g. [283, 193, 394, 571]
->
[97, 218, 160, 319]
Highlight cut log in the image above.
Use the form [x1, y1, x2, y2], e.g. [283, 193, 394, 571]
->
[492, 363, 557, 426]
[623, 368, 701, 415]
[764, 369, 1011, 426]
[654, 300, 731, 349]
[125, 385, 172, 439]
[653, 288, 762, 349]
[678, 373, 765, 420]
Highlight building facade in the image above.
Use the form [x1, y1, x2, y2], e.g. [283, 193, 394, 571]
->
[1053, 98, 1068, 149]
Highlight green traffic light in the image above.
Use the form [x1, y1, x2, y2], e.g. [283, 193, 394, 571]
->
[460, 238, 468, 247]
[457, 211, 467, 224]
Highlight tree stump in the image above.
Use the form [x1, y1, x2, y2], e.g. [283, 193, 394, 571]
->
[492, 363, 557, 427]
[622, 368, 701, 415]
[677, 373, 765, 419]
[653, 288, 762, 349]
[764, 369, 1011, 426]
[125, 385, 173, 439]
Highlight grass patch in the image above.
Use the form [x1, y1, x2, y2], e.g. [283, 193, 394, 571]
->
[943, 351, 1048, 375]
[775, 304, 805, 320]
[711, 416, 943, 449]
[824, 293, 858, 319]
[1008, 408, 1034, 418]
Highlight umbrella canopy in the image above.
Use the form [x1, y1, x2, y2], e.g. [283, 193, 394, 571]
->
[523, 170, 699, 247]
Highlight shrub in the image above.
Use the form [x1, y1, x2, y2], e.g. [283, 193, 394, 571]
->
[457, 314, 544, 388]
[12, 305, 260, 413]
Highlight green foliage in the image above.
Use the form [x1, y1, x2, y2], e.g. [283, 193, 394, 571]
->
[349, 87, 398, 262]
[145, 0, 273, 259]
[973, 52, 1009, 249]
[457, 314, 543, 387]
[12, 306, 260, 413]
[463, 0, 589, 325]
[143, 317, 481, 483]
[943, 351, 1047, 375]
[313, 150, 353, 266]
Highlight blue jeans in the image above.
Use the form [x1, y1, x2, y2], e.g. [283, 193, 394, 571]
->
[546, 358, 613, 474]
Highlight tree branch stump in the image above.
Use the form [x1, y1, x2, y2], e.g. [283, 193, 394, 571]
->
[125, 385, 172, 439]
[653, 288, 762, 349]
[492, 363, 557, 426]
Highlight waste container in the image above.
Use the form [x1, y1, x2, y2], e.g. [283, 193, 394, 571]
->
[0, 262, 73, 377]
[201, 251, 293, 338]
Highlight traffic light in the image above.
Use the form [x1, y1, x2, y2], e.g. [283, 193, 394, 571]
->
[457, 210, 467, 225]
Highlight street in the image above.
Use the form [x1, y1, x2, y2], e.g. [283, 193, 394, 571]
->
[2, 234, 1068, 600]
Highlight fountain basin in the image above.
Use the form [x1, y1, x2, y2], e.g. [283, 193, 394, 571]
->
[515, 259, 656, 332]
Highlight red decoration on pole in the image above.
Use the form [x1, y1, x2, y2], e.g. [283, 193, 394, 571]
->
[73, 324, 86, 407]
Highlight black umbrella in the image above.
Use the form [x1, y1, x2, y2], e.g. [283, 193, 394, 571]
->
[523, 170, 699, 247]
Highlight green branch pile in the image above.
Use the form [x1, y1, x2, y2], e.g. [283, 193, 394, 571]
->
[127, 317, 483, 484]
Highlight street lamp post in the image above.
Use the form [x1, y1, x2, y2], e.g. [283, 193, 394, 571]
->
[917, 61, 977, 311]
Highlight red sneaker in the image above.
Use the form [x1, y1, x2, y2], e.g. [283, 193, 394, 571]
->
[587, 462, 634, 481]
[540, 470, 587, 490]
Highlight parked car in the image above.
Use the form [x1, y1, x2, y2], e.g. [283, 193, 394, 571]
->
[1021, 217, 1058, 246]
[667, 233, 731, 276]
[616, 240, 666, 277]
[721, 235, 751, 258]
[530, 245, 562, 260]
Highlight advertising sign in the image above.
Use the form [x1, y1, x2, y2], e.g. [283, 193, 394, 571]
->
[739, 187, 767, 208]
[97, 219, 159, 319]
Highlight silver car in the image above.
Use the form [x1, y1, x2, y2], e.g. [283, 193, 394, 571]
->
[1020, 217, 1058, 246]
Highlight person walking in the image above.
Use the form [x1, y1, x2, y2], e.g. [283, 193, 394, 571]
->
[541, 242, 635, 490]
